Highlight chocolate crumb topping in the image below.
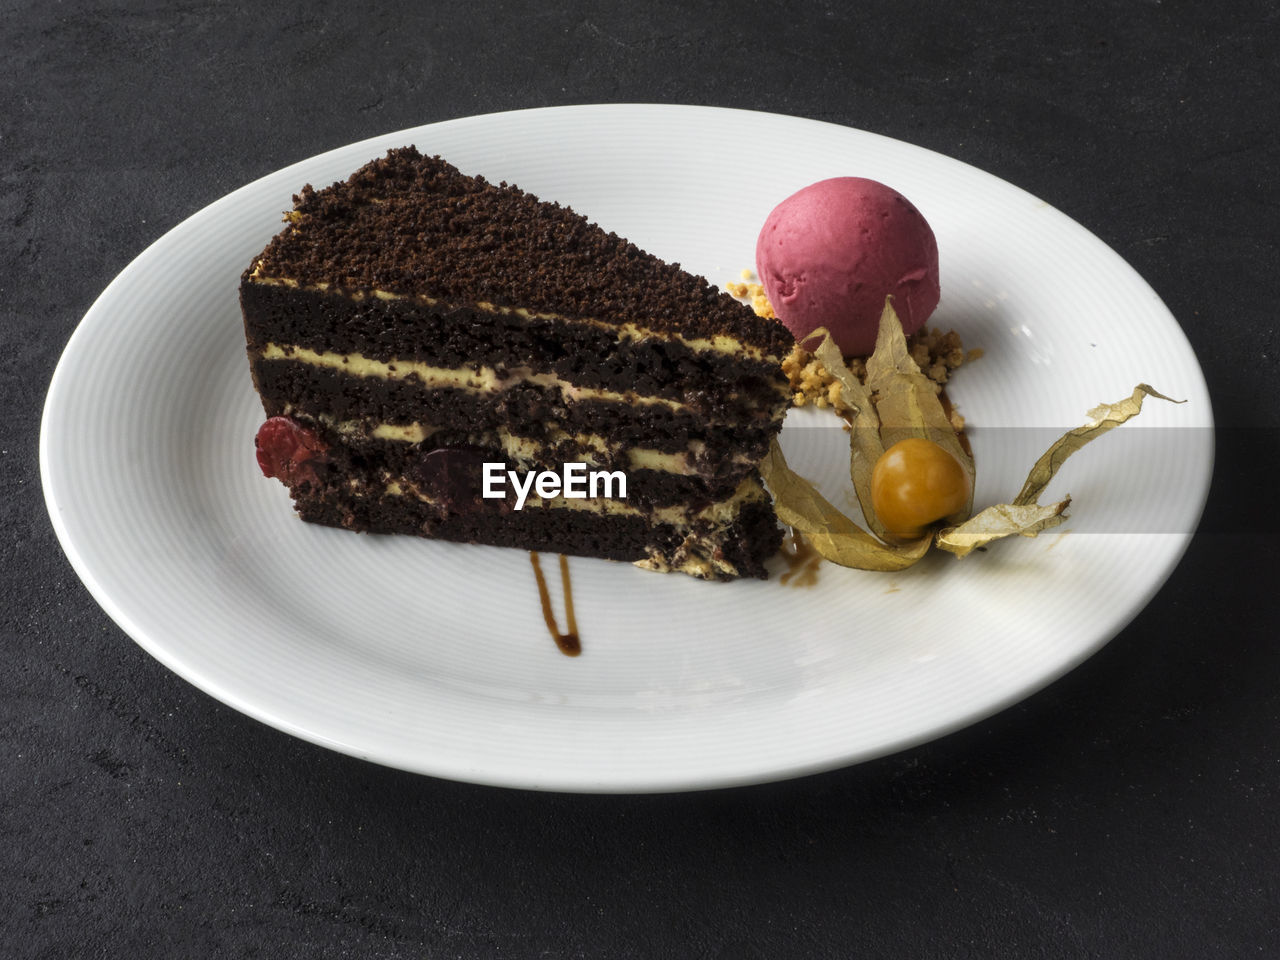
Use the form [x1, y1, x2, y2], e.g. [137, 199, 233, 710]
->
[250, 147, 792, 354]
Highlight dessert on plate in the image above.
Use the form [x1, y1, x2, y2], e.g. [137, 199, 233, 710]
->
[242, 147, 1163, 586]
[241, 147, 793, 579]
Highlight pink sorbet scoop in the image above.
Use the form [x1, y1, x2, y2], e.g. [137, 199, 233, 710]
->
[755, 177, 940, 357]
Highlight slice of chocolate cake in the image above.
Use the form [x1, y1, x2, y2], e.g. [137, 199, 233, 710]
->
[241, 147, 792, 579]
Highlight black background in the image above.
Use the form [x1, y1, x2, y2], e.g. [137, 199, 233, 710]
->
[5, 1, 1278, 956]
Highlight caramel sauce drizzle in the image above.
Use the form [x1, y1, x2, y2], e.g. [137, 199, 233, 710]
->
[530, 552, 581, 656]
[778, 529, 822, 587]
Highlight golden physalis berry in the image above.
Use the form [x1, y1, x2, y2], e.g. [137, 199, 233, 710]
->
[870, 437, 970, 541]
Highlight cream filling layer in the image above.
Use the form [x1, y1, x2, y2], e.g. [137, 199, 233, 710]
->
[313, 413, 754, 476]
[632, 548, 737, 580]
[248, 270, 778, 362]
[262, 342, 706, 412]
[376, 474, 767, 526]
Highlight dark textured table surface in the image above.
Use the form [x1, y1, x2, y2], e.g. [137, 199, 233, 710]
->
[6, 1, 1278, 956]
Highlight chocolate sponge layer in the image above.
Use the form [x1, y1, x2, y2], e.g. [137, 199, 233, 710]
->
[281, 416, 753, 510]
[291, 480, 782, 581]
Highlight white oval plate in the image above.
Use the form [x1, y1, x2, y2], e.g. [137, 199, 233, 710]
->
[41, 105, 1212, 792]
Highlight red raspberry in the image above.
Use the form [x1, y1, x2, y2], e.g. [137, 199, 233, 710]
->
[255, 417, 328, 485]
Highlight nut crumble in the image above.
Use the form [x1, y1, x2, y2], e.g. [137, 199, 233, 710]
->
[730, 271, 975, 433]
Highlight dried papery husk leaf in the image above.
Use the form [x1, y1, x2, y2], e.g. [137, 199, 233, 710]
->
[803, 329, 892, 540]
[935, 499, 1071, 558]
[863, 301, 976, 521]
[799, 326, 876, 417]
[766, 305, 1179, 570]
[760, 439, 932, 571]
[1013, 384, 1182, 506]
[935, 383, 1178, 557]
